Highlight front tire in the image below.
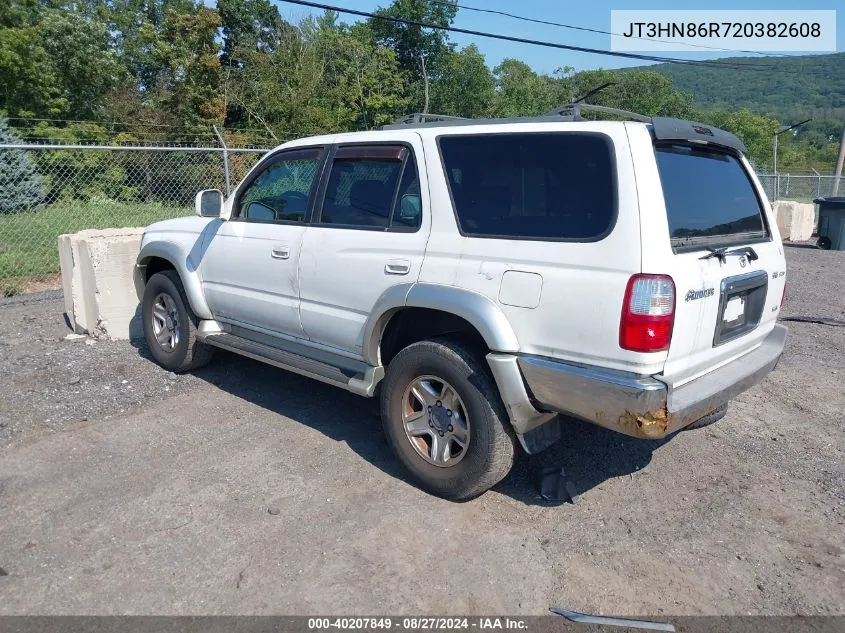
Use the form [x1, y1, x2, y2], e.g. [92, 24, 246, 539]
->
[142, 270, 214, 372]
[380, 338, 516, 501]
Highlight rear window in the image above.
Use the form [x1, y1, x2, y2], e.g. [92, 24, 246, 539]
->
[655, 145, 768, 249]
[438, 133, 616, 241]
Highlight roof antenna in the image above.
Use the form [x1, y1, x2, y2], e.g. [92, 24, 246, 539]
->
[546, 82, 649, 122]
[572, 82, 617, 104]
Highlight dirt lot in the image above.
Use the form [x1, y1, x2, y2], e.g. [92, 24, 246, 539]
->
[0, 244, 843, 616]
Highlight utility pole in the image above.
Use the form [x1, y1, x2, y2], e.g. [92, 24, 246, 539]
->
[212, 125, 230, 197]
[773, 118, 812, 175]
[420, 55, 430, 115]
[833, 122, 845, 197]
[772, 118, 811, 201]
[772, 133, 778, 175]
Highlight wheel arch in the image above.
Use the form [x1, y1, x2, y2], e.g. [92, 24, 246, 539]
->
[135, 242, 212, 320]
[361, 283, 520, 367]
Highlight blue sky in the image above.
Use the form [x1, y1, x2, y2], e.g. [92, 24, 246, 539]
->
[273, 0, 843, 74]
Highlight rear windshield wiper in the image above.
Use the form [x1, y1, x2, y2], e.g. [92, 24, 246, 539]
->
[699, 246, 759, 264]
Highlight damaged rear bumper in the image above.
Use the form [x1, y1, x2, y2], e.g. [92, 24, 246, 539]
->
[517, 324, 788, 439]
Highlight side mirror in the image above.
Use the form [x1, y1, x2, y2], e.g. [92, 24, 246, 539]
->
[195, 189, 223, 218]
[399, 193, 421, 221]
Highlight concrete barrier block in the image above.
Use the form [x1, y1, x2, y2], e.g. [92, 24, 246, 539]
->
[773, 201, 815, 241]
[58, 227, 144, 340]
[57, 234, 77, 331]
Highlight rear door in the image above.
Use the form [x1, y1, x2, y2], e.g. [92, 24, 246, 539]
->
[631, 124, 786, 385]
[298, 137, 430, 356]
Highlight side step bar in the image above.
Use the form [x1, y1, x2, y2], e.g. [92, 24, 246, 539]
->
[197, 330, 383, 397]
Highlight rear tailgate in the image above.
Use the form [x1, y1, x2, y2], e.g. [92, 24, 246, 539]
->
[628, 122, 787, 386]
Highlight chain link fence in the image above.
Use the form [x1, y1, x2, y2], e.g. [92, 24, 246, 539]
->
[757, 172, 842, 204]
[0, 143, 269, 295]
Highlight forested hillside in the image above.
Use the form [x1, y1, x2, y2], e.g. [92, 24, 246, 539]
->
[0, 0, 841, 171]
[646, 53, 845, 171]
[650, 53, 845, 123]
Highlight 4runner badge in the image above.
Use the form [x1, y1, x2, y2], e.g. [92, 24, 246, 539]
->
[686, 288, 715, 302]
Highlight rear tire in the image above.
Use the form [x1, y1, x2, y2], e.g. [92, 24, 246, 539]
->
[380, 337, 516, 501]
[684, 403, 728, 431]
[142, 270, 214, 372]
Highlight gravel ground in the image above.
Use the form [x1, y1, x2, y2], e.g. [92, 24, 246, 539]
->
[0, 243, 843, 615]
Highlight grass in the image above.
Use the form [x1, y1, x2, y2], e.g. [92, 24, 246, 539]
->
[0, 199, 190, 295]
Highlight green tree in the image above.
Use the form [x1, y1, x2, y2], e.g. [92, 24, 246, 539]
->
[226, 16, 408, 138]
[369, 0, 457, 80]
[368, 0, 457, 112]
[567, 70, 697, 118]
[217, 0, 284, 67]
[0, 25, 66, 117]
[431, 45, 494, 118]
[320, 25, 409, 129]
[37, 9, 122, 119]
[0, 118, 44, 213]
[148, 5, 225, 128]
[225, 18, 332, 140]
[0, 0, 39, 27]
[491, 59, 557, 117]
[99, 1, 224, 131]
[699, 109, 779, 168]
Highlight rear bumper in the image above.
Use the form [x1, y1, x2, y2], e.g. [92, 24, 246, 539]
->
[517, 324, 787, 439]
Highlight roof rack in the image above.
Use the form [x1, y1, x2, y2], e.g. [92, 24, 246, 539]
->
[391, 113, 469, 125]
[381, 106, 746, 155]
[383, 103, 651, 129]
[546, 103, 651, 123]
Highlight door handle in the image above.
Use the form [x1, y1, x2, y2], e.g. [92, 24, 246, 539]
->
[271, 245, 290, 260]
[385, 259, 411, 275]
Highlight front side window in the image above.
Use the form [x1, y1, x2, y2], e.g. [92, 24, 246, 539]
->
[654, 144, 768, 249]
[438, 133, 616, 241]
[237, 149, 321, 222]
[319, 145, 420, 230]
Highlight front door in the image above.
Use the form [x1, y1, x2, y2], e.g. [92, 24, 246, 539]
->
[298, 141, 430, 356]
[200, 147, 325, 339]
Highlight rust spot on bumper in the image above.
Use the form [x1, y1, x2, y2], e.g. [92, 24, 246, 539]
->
[618, 403, 670, 439]
[616, 400, 724, 439]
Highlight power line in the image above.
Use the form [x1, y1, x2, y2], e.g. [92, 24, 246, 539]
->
[278, 0, 776, 70]
[427, 0, 783, 57]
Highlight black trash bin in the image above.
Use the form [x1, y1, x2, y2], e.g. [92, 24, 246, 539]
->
[813, 196, 845, 250]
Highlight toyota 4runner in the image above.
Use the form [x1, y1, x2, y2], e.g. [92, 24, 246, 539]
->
[135, 108, 788, 500]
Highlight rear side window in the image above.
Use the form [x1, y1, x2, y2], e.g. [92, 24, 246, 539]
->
[655, 145, 768, 249]
[438, 133, 616, 241]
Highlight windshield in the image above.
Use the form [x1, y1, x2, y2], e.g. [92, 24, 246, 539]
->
[654, 144, 768, 249]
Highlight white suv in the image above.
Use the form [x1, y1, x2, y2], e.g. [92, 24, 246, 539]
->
[135, 109, 788, 500]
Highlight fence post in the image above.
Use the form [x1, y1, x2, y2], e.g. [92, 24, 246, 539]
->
[212, 125, 231, 196]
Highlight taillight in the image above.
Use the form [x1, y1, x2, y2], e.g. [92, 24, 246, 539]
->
[620, 274, 676, 352]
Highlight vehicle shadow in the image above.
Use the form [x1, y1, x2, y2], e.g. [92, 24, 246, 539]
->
[495, 418, 667, 505]
[133, 342, 664, 506]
